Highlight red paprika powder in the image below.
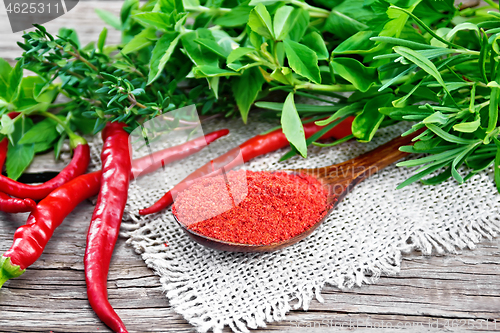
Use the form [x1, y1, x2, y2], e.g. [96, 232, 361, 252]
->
[172, 170, 328, 245]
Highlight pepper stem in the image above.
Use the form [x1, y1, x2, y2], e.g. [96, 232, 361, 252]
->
[0, 256, 25, 289]
[36, 111, 87, 149]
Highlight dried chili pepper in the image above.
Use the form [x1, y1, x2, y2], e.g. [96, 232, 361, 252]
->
[0, 129, 228, 288]
[139, 117, 354, 215]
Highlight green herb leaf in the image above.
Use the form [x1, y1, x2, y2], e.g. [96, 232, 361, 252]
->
[248, 3, 274, 40]
[393, 46, 451, 97]
[95, 9, 122, 30]
[121, 27, 157, 55]
[281, 92, 307, 157]
[453, 117, 481, 133]
[6, 143, 34, 181]
[133, 12, 173, 31]
[214, 5, 252, 27]
[352, 94, 392, 142]
[273, 6, 300, 41]
[227, 47, 256, 64]
[97, 27, 108, 53]
[7, 60, 23, 102]
[232, 67, 264, 123]
[194, 38, 229, 58]
[283, 39, 321, 84]
[330, 57, 377, 92]
[324, 10, 368, 40]
[0, 58, 12, 97]
[148, 32, 181, 85]
[302, 32, 328, 60]
[181, 29, 218, 67]
[426, 124, 480, 144]
[0, 115, 14, 136]
[193, 66, 239, 77]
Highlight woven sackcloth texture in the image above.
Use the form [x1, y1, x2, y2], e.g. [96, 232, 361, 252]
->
[88, 116, 500, 333]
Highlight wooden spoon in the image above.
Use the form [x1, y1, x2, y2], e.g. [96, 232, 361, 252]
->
[174, 131, 419, 252]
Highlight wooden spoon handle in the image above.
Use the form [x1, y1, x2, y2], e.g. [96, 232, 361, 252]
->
[318, 130, 422, 203]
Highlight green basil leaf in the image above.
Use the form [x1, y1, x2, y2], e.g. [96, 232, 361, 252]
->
[0, 115, 14, 136]
[330, 57, 377, 92]
[214, 5, 252, 27]
[324, 10, 368, 40]
[248, 3, 274, 40]
[232, 67, 264, 123]
[281, 92, 307, 158]
[194, 38, 229, 58]
[0, 58, 11, 97]
[192, 66, 239, 78]
[273, 5, 300, 41]
[352, 94, 392, 142]
[302, 32, 328, 60]
[227, 47, 256, 64]
[334, 31, 378, 54]
[181, 29, 218, 67]
[6, 143, 34, 181]
[95, 9, 122, 30]
[133, 12, 173, 31]
[183, 0, 199, 10]
[7, 60, 23, 102]
[287, 8, 309, 42]
[283, 39, 321, 84]
[19, 118, 59, 145]
[148, 32, 181, 85]
[121, 27, 157, 55]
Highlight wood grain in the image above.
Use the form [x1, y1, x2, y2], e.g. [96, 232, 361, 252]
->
[0, 1, 499, 332]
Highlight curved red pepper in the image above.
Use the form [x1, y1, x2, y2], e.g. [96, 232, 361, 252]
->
[0, 112, 36, 213]
[139, 117, 354, 215]
[84, 122, 131, 333]
[0, 129, 229, 289]
[131, 129, 229, 177]
[0, 142, 90, 200]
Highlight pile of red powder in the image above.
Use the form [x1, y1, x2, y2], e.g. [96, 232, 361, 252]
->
[172, 170, 328, 245]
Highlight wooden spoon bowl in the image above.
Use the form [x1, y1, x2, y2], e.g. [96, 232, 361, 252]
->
[174, 132, 419, 252]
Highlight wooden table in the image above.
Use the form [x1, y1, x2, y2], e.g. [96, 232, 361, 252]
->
[0, 1, 499, 332]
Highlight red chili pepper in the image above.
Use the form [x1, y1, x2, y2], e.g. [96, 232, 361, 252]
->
[0, 112, 36, 213]
[84, 122, 131, 333]
[131, 129, 229, 178]
[0, 129, 229, 288]
[0, 192, 36, 213]
[139, 117, 354, 215]
[0, 138, 90, 200]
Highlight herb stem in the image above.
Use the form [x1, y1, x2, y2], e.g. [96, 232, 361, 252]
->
[56, 44, 99, 72]
[295, 83, 357, 92]
[483, 0, 499, 10]
[36, 111, 83, 146]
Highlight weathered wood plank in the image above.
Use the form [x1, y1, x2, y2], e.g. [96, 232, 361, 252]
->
[1, 0, 499, 332]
